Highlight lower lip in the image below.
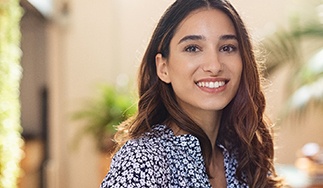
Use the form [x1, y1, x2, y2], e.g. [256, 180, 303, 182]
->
[196, 84, 227, 93]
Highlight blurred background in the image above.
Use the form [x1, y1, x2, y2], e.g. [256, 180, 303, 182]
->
[2, 0, 323, 187]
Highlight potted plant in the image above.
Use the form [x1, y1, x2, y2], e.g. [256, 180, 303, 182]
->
[72, 84, 137, 154]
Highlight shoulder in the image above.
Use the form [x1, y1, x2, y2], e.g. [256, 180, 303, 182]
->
[115, 124, 171, 160]
[112, 131, 168, 168]
[101, 125, 172, 188]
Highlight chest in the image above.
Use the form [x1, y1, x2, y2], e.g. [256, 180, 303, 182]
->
[164, 145, 247, 187]
[208, 152, 227, 188]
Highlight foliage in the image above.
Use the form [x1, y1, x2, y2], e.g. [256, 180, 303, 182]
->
[72, 84, 137, 153]
[0, 0, 24, 187]
[263, 16, 323, 117]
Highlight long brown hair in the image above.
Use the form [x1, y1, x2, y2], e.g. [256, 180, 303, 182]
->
[114, 0, 282, 187]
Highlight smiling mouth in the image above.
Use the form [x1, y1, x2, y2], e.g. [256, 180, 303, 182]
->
[196, 81, 226, 89]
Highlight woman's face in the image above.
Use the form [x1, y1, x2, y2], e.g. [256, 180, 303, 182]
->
[156, 8, 242, 118]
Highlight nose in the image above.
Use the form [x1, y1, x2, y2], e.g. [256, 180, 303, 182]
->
[202, 51, 223, 75]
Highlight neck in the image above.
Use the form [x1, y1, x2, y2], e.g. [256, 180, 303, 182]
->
[196, 111, 222, 148]
[171, 110, 222, 149]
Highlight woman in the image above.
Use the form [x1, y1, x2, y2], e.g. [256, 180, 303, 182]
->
[101, 0, 283, 187]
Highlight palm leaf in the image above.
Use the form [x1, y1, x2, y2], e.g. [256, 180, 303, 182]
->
[263, 19, 323, 117]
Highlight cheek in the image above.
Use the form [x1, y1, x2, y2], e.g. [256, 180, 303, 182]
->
[232, 58, 243, 78]
[228, 59, 243, 90]
[167, 58, 195, 79]
[234, 64, 243, 92]
[236, 65, 243, 80]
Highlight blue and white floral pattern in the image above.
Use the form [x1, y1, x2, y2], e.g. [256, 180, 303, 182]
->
[100, 124, 248, 188]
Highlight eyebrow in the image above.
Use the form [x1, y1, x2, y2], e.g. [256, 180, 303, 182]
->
[178, 35, 206, 44]
[178, 34, 238, 44]
[220, 34, 238, 41]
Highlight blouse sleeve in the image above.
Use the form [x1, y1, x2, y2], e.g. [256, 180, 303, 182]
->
[100, 139, 168, 188]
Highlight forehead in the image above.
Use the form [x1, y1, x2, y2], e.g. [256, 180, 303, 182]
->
[173, 8, 236, 40]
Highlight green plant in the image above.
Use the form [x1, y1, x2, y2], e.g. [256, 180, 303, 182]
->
[72, 84, 137, 153]
[263, 13, 323, 117]
[0, 0, 23, 187]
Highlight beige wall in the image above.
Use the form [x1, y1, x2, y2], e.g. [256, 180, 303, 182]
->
[44, 0, 322, 188]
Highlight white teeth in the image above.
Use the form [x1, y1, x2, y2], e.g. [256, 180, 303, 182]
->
[197, 81, 225, 89]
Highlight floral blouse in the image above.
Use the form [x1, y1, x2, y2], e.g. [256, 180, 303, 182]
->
[100, 124, 248, 188]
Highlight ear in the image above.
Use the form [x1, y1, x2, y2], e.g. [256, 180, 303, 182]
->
[155, 53, 171, 83]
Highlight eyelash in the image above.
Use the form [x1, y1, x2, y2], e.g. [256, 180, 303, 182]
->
[220, 44, 238, 53]
[184, 44, 201, 53]
[184, 44, 238, 53]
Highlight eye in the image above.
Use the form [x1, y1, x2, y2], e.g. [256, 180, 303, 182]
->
[184, 45, 201, 53]
[220, 45, 238, 53]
